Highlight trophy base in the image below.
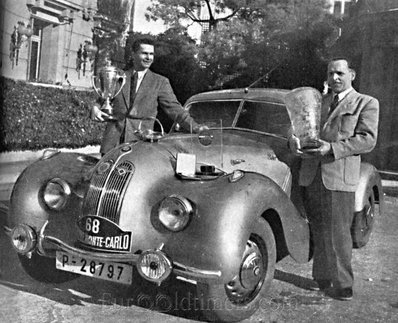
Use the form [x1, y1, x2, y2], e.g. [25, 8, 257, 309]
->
[100, 106, 116, 121]
[102, 114, 116, 121]
[300, 139, 322, 151]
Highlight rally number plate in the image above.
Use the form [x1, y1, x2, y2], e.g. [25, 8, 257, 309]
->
[56, 251, 133, 285]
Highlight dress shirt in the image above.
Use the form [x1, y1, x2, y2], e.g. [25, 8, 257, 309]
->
[132, 69, 148, 93]
[333, 87, 353, 104]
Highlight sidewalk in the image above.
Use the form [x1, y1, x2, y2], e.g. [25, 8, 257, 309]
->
[0, 146, 100, 201]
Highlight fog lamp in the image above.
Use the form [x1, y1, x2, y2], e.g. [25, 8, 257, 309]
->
[11, 224, 37, 254]
[43, 178, 71, 210]
[158, 195, 193, 232]
[137, 250, 172, 284]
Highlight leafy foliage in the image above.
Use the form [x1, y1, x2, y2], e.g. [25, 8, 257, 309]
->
[147, 0, 338, 90]
[0, 77, 104, 152]
[145, 0, 287, 30]
[125, 30, 208, 103]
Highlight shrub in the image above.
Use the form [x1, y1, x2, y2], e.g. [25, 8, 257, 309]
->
[0, 77, 105, 152]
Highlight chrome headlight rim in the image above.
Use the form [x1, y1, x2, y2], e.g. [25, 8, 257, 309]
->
[43, 178, 71, 211]
[158, 194, 193, 232]
[11, 224, 37, 254]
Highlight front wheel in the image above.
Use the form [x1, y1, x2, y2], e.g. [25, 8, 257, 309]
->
[197, 218, 276, 322]
[19, 252, 78, 283]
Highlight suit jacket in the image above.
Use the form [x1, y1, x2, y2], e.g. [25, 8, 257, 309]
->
[299, 89, 379, 192]
[97, 69, 197, 154]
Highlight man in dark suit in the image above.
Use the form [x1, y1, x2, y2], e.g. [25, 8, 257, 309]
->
[91, 38, 202, 155]
[289, 58, 379, 300]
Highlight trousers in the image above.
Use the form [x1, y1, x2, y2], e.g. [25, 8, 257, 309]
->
[303, 168, 355, 289]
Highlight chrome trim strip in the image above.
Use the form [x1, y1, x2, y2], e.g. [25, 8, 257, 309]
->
[173, 261, 222, 280]
[3, 225, 12, 235]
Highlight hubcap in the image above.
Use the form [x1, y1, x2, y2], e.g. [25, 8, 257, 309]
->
[225, 237, 265, 305]
[240, 242, 263, 290]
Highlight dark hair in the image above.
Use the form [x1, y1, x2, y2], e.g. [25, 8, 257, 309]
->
[131, 37, 155, 53]
[328, 56, 355, 71]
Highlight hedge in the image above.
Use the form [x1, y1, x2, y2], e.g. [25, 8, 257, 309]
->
[0, 77, 105, 152]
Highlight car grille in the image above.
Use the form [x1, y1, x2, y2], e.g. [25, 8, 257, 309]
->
[83, 160, 135, 224]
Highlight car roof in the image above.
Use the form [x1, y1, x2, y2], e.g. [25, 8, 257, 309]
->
[184, 88, 290, 106]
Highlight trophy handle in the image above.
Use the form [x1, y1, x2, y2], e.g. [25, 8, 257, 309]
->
[113, 73, 126, 98]
[91, 75, 103, 98]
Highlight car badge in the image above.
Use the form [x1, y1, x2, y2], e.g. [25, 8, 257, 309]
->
[121, 145, 131, 152]
[115, 163, 134, 176]
[117, 167, 126, 176]
[97, 162, 111, 174]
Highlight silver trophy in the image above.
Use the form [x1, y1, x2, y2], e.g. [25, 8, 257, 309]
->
[284, 87, 322, 150]
[92, 64, 126, 120]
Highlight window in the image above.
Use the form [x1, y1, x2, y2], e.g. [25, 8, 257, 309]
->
[333, 1, 342, 15]
[28, 18, 50, 81]
[235, 101, 291, 137]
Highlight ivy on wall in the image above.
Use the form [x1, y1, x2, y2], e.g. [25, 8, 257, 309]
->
[0, 77, 105, 152]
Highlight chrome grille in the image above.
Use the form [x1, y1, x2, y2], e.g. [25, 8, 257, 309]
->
[83, 160, 135, 224]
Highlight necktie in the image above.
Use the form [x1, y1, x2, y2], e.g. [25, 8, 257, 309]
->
[129, 72, 138, 107]
[122, 72, 138, 144]
[329, 95, 339, 115]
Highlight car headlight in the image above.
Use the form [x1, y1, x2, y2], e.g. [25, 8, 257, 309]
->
[11, 224, 37, 254]
[43, 178, 71, 210]
[158, 195, 193, 232]
[137, 249, 172, 284]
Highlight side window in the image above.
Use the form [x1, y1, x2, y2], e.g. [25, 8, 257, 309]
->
[236, 101, 291, 137]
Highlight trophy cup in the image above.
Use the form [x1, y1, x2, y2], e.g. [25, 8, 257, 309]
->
[92, 64, 126, 120]
[284, 87, 322, 150]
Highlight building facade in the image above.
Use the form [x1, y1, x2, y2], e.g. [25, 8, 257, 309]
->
[0, 0, 217, 89]
[1, 0, 98, 89]
[329, 0, 355, 16]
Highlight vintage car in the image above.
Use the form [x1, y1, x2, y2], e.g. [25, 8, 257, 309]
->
[4, 88, 383, 322]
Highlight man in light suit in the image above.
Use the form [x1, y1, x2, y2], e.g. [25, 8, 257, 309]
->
[91, 38, 202, 155]
[289, 58, 379, 300]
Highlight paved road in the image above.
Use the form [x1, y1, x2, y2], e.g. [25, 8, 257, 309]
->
[1, 195, 397, 322]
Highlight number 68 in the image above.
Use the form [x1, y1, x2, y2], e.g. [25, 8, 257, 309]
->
[85, 217, 100, 234]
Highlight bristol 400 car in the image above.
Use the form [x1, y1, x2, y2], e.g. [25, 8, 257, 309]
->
[5, 88, 383, 322]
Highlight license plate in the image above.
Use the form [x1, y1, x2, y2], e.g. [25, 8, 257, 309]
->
[55, 251, 133, 285]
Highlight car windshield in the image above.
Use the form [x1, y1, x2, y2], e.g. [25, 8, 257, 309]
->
[186, 100, 241, 127]
[185, 99, 290, 138]
[236, 101, 291, 137]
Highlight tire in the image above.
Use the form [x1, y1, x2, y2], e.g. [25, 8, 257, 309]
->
[351, 190, 376, 249]
[197, 218, 276, 322]
[19, 252, 78, 283]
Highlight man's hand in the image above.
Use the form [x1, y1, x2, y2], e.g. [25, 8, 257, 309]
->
[91, 105, 110, 122]
[301, 139, 332, 157]
[288, 134, 303, 156]
[192, 124, 209, 133]
[288, 135, 332, 158]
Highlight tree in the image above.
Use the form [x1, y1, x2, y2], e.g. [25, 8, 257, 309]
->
[195, 0, 336, 89]
[147, 0, 339, 90]
[145, 0, 284, 31]
[150, 27, 208, 103]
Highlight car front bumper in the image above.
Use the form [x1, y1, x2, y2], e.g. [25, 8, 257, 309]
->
[4, 222, 222, 284]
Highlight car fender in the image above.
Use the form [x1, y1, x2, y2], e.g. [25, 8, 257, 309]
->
[355, 162, 384, 213]
[162, 172, 310, 283]
[7, 152, 97, 233]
